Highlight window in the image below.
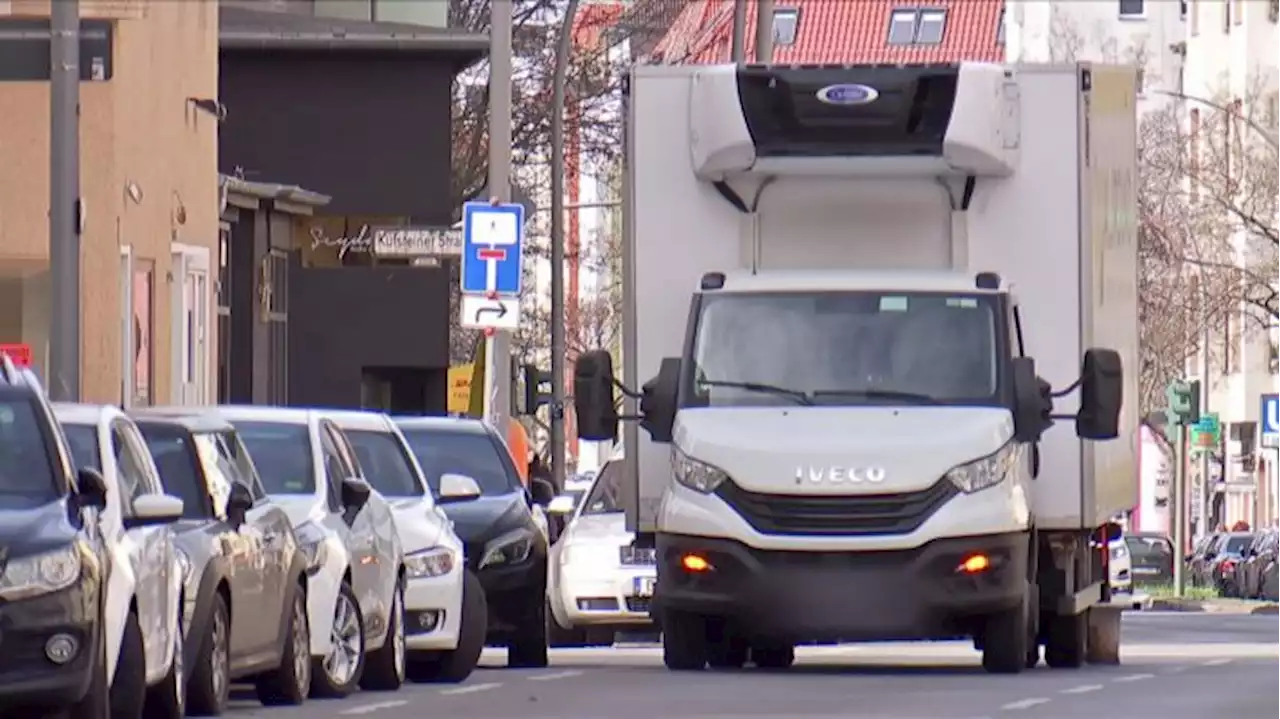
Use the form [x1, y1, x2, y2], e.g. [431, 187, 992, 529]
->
[111, 423, 152, 515]
[581, 461, 623, 516]
[1119, 0, 1144, 17]
[216, 227, 231, 404]
[1190, 0, 1199, 33]
[997, 8, 1006, 44]
[318, 427, 348, 511]
[1232, 0, 1242, 25]
[1180, 0, 1188, 18]
[400, 428, 521, 496]
[1270, 0, 1278, 23]
[343, 429, 425, 498]
[887, 8, 947, 45]
[0, 398, 58, 505]
[772, 7, 799, 46]
[138, 424, 212, 519]
[1222, 0, 1231, 30]
[62, 423, 102, 473]
[234, 421, 316, 495]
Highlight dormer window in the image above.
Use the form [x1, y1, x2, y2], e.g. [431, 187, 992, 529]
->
[773, 7, 800, 46]
[887, 8, 948, 46]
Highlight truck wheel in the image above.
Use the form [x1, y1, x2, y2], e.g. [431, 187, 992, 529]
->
[981, 595, 1030, 674]
[705, 619, 747, 669]
[1043, 610, 1087, 669]
[750, 644, 795, 670]
[661, 609, 708, 671]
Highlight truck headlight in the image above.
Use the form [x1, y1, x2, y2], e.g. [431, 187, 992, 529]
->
[480, 528, 535, 569]
[0, 545, 82, 601]
[405, 547, 456, 579]
[672, 447, 728, 494]
[295, 521, 330, 573]
[945, 443, 1021, 494]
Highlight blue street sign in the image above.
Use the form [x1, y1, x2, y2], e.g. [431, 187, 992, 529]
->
[461, 201, 525, 297]
[1262, 393, 1279, 438]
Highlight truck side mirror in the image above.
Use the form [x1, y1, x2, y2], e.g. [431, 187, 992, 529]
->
[1010, 357, 1052, 443]
[573, 350, 619, 442]
[640, 357, 680, 443]
[1076, 348, 1122, 440]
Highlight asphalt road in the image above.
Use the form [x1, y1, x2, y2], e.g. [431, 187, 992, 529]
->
[223, 612, 1278, 719]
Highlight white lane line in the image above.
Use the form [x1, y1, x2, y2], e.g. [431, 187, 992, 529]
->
[527, 670, 584, 681]
[1112, 673, 1155, 683]
[1165, 665, 1189, 674]
[1060, 684, 1104, 695]
[1201, 658, 1233, 667]
[340, 700, 408, 715]
[1001, 698, 1051, 710]
[439, 682, 503, 695]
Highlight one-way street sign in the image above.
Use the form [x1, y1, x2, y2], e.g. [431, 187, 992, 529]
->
[461, 294, 520, 331]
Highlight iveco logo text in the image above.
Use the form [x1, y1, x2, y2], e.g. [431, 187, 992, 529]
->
[815, 83, 879, 106]
[795, 466, 887, 484]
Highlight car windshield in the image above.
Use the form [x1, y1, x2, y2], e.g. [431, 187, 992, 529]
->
[344, 429, 424, 498]
[232, 421, 315, 495]
[581, 466, 622, 516]
[399, 427, 519, 496]
[1125, 536, 1172, 560]
[0, 399, 58, 505]
[61, 423, 102, 472]
[1223, 535, 1254, 555]
[137, 424, 212, 519]
[688, 291, 1001, 407]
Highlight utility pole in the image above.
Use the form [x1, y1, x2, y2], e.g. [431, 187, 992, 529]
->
[49, 0, 82, 401]
[484, 0, 514, 439]
[1172, 423, 1188, 597]
[730, 0, 747, 63]
[1198, 302, 1212, 536]
[754, 0, 775, 63]
[548, 0, 581, 492]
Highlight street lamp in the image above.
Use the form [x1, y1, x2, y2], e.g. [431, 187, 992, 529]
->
[1154, 88, 1279, 150]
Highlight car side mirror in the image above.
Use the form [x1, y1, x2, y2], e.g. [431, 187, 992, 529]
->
[640, 358, 680, 444]
[76, 467, 108, 510]
[340, 476, 372, 510]
[1076, 348, 1123, 440]
[437, 473, 482, 504]
[573, 350, 619, 442]
[529, 477, 556, 507]
[126, 494, 184, 529]
[547, 495, 576, 515]
[1010, 357, 1052, 443]
[226, 481, 254, 527]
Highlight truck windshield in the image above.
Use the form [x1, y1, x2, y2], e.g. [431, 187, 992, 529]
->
[687, 291, 1003, 407]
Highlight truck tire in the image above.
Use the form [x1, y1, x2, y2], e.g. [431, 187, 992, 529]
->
[1043, 610, 1087, 669]
[661, 609, 708, 671]
[750, 644, 795, 670]
[705, 620, 747, 670]
[981, 593, 1030, 674]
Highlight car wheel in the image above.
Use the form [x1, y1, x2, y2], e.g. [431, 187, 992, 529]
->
[546, 599, 589, 648]
[69, 623, 110, 719]
[361, 580, 406, 691]
[143, 617, 185, 719]
[187, 593, 231, 716]
[255, 584, 311, 705]
[310, 581, 366, 698]
[507, 586, 549, 669]
[110, 610, 148, 719]
[407, 569, 488, 683]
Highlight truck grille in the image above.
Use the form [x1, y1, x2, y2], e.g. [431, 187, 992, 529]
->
[714, 479, 958, 536]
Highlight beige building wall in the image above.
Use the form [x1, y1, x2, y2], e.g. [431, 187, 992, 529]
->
[0, 0, 218, 404]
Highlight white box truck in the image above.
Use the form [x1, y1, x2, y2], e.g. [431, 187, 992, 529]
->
[573, 62, 1140, 674]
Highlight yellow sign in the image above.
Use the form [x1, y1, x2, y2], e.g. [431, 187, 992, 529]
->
[448, 363, 474, 415]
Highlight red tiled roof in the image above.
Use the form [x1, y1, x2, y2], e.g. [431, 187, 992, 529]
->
[654, 0, 1004, 65]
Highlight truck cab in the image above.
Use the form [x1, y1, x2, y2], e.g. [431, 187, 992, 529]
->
[573, 62, 1139, 675]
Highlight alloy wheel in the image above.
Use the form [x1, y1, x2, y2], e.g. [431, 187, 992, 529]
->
[323, 593, 362, 685]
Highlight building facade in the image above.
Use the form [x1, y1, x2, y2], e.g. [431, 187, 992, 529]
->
[0, 0, 218, 404]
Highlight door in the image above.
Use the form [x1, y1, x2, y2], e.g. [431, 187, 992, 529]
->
[320, 424, 379, 612]
[171, 245, 212, 406]
[120, 247, 134, 407]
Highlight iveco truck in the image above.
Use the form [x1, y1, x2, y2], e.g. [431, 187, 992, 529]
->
[572, 62, 1140, 675]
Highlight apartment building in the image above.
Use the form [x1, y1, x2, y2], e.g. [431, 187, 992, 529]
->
[0, 0, 218, 404]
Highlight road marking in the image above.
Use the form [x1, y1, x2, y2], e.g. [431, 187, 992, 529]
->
[527, 670, 584, 681]
[1165, 665, 1189, 674]
[1201, 658, 1233, 666]
[439, 682, 502, 695]
[1060, 684, 1104, 695]
[1112, 673, 1155, 683]
[1001, 698, 1051, 710]
[340, 700, 408, 715]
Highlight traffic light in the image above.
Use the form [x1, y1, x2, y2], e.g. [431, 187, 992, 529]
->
[517, 364, 552, 416]
[1164, 379, 1201, 425]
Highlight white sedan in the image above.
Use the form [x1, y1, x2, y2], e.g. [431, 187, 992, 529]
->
[547, 457, 657, 646]
[1109, 538, 1133, 595]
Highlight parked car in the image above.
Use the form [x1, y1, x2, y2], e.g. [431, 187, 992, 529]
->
[210, 407, 406, 696]
[395, 416, 555, 668]
[1236, 528, 1278, 599]
[1108, 537, 1133, 595]
[132, 412, 312, 715]
[0, 355, 116, 718]
[547, 452, 658, 647]
[1124, 532, 1175, 586]
[55, 403, 188, 719]
[1203, 532, 1256, 595]
[1187, 533, 1222, 587]
[1261, 553, 1280, 601]
[327, 410, 488, 683]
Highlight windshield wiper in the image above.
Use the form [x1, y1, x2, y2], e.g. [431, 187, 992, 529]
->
[698, 380, 814, 406]
[809, 389, 944, 405]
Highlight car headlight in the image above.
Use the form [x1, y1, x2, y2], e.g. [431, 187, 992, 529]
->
[174, 548, 193, 585]
[945, 442, 1022, 494]
[1110, 545, 1128, 561]
[0, 545, 82, 600]
[405, 546, 456, 579]
[479, 528, 535, 570]
[294, 521, 330, 573]
[671, 447, 728, 494]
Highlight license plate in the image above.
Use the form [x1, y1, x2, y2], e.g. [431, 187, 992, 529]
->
[1134, 567, 1159, 575]
[633, 575, 656, 597]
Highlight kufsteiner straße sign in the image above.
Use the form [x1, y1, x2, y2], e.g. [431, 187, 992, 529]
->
[372, 226, 462, 258]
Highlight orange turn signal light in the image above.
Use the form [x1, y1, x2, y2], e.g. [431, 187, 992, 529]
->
[680, 553, 713, 573]
[956, 554, 991, 574]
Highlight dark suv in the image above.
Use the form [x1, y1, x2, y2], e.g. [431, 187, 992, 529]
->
[395, 417, 555, 668]
[0, 353, 113, 717]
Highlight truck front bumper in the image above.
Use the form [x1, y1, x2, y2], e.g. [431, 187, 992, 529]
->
[653, 530, 1029, 643]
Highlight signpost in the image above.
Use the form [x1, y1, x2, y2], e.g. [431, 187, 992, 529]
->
[1189, 412, 1221, 453]
[459, 201, 525, 333]
[1262, 393, 1279, 448]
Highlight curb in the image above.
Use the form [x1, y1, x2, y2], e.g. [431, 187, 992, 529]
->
[1145, 597, 1280, 614]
